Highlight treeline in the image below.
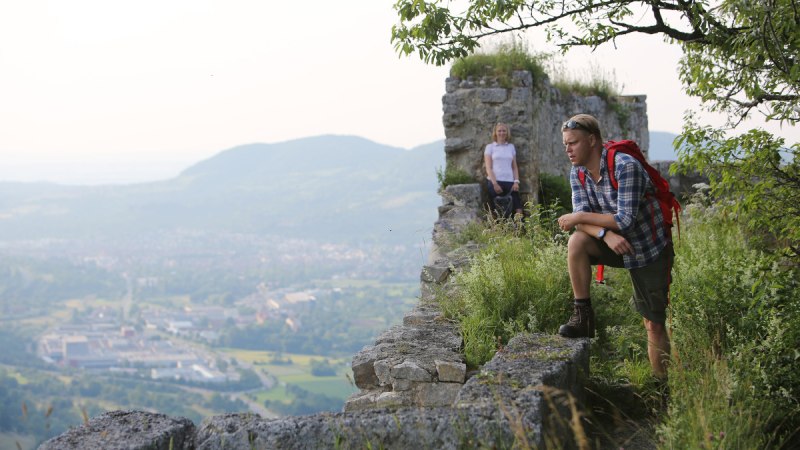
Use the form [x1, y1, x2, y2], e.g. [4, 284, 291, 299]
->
[0, 255, 124, 316]
[0, 367, 249, 447]
[0, 329, 47, 369]
[217, 283, 417, 356]
[0, 373, 78, 446]
[263, 384, 342, 416]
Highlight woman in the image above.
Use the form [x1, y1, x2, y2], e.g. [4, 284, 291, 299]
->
[484, 123, 522, 217]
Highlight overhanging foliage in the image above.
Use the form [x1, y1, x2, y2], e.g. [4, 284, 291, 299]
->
[393, 0, 800, 257]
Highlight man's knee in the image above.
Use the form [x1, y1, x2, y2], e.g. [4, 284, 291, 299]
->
[567, 230, 595, 256]
[644, 319, 667, 336]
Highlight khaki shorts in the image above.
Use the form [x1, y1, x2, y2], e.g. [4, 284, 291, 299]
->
[590, 242, 674, 325]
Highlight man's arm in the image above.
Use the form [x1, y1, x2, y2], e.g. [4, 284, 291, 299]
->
[557, 213, 632, 255]
[559, 211, 618, 231]
[612, 157, 648, 234]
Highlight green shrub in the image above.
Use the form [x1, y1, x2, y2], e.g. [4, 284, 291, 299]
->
[661, 202, 800, 444]
[436, 166, 474, 190]
[450, 42, 547, 88]
[444, 220, 491, 250]
[537, 173, 572, 215]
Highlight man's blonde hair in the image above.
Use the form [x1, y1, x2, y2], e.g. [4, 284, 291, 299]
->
[563, 114, 603, 142]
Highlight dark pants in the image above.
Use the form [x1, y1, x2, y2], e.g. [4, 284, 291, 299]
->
[486, 180, 522, 217]
[590, 242, 674, 324]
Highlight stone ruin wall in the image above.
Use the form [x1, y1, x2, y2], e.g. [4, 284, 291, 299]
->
[442, 70, 650, 205]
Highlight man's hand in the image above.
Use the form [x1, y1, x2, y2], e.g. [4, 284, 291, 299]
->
[603, 231, 633, 255]
[557, 213, 580, 231]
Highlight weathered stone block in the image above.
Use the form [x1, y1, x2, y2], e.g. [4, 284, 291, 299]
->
[479, 88, 508, 103]
[374, 359, 392, 386]
[436, 360, 467, 383]
[343, 391, 379, 412]
[443, 183, 482, 209]
[512, 70, 533, 86]
[510, 86, 532, 103]
[415, 382, 462, 407]
[391, 360, 432, 382]
[443, 111, 465, 128]
[444, 137, 471, 153]
[421, 264, 451, 283]
[459, 79, 476, 89]
[375, 391, 411, 409]
[445, 77, 461, 93]
[419, 281, 436, 302]
[351, 346, 379, 389]
[392, 378, 414, 391]
[402, 307, 443, 326]
[437, 204, 455, 215]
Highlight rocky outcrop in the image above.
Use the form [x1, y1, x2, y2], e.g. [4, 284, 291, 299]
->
[40, 332, 589, 450]
[346, 313, 465, 410]
[38, 410, 195, 450]
[190, 332, 589, 450]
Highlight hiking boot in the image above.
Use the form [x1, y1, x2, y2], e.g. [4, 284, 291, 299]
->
[558, 303, 595, 338]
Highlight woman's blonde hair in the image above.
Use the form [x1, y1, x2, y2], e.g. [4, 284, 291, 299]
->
[492, 123, 512, 142]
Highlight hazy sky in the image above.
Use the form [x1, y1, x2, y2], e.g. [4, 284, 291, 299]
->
[1, 1, 796, 184]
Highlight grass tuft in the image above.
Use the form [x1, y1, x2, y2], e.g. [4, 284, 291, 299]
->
[450, 41, 547, 88]
[436, 166, 474, 190]
[546, 59, 622, 100]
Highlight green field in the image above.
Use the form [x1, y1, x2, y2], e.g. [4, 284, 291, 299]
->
[223, 349, 356, 401]
[254, 385, 291, 404]
[285, 376, 355, 399]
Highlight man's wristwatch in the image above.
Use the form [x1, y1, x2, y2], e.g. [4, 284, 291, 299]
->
[597, 228, 608, 239]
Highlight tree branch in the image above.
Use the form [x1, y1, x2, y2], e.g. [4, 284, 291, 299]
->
[729, 94, 800, 109]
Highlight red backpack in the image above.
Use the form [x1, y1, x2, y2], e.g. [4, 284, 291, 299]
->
[578, 140, 681, 236]
[578, 140, 681, 283]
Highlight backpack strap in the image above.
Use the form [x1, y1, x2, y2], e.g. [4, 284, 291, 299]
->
[605, 148, 619, 190]
[579, 148, 618, 189]
[578, 168, 587, 187]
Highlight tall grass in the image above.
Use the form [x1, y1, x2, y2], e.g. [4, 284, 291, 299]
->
[439, 205, 639, 367]
[438, 207, 570, 367]
[449, 42, 622, 100]
[440, 196, 799, 446]
[660, 201, 800, 447]
[545, 59, 622, 100]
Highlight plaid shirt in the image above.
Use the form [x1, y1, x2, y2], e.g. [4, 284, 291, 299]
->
[570, 148, 669, 269]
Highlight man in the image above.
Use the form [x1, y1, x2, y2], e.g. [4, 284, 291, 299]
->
[556, 114, 674, 379]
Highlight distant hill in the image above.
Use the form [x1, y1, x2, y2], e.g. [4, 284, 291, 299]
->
[0, 136, 445, 245]
[648, 131, 681, 161]
[0, 132, 684, 246]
